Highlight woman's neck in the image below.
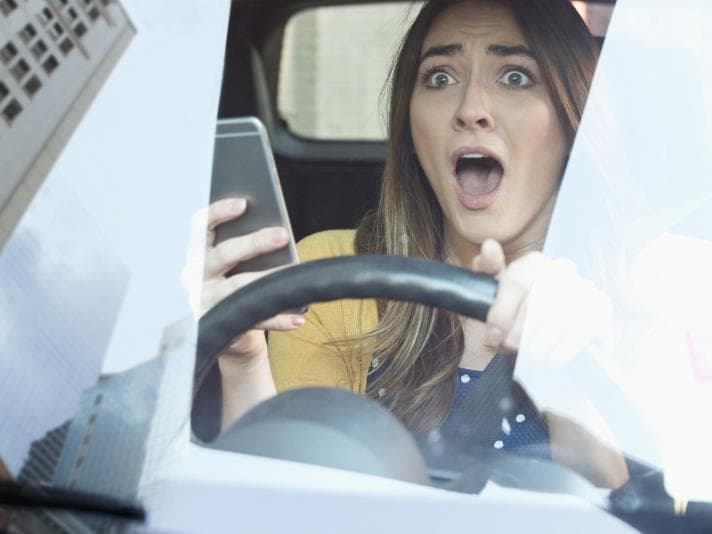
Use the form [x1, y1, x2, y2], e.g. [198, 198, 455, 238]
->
[443, 228, 545, 269]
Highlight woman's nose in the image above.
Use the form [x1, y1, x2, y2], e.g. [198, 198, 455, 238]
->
[453, 81, 495, 132]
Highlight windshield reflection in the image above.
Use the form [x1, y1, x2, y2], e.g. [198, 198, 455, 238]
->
[0, 0, 228, 530]
[521, 0, 712, 503]
[2, 0, 712, 532]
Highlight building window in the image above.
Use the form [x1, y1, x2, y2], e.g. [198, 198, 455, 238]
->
[74, 22, 87, 38]
[42, 54, 59, 74]
[2, 98, 22, 124]
[38, 7, 54, 24]
[82, 0, 99, 20]
[48, 22, 64, 40]
[30, 39, 48, 60]
[59, 37, 73, 54]
[82, 434, 91, 445]
[0, 41, 18, 64]
[18, 23, 37, 44]
[52, 0, 68, 7]
[10, 59, 30, 81]
[74, 456, 84, 468]
[0, 0, 18, 17]
[94, 394, 103, 406]
[67, 7, 78, 20]
[23, 75, 41, 97]
[88, 414, 97, 425]
[0, 81, 8, 102]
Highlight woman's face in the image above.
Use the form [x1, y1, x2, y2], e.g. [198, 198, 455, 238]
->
[410, 2, 567, 264]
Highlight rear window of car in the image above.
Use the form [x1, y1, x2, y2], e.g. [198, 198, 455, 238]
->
[277, 2, 421, 141]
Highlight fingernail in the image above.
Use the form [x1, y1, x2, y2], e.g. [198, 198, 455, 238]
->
[270, 228, 287, 245]
[231, 198, 246, 211]
[291, 315, 305, 327]
[485, 326, 503, 347]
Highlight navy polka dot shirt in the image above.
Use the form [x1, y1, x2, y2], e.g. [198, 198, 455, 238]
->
[368, 363, 550, 460]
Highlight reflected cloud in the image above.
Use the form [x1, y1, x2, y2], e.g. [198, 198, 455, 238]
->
[14, 184, 116, 283]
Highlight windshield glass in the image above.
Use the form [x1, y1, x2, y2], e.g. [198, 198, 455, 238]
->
[1, 0, 711, 532]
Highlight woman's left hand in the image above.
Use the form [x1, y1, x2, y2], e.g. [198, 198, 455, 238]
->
[471, 238, 545, 353]
[472, 238, 614, 364]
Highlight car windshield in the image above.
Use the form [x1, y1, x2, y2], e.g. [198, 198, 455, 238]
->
[1, 0, 711, 532]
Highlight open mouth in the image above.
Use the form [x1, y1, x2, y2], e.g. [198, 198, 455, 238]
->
[454, 153, 504, 196]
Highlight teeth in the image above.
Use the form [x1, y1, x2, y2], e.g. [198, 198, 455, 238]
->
[461, 153, 488, 159]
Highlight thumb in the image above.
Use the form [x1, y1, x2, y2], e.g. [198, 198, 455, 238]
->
[472, 238, 506, 277]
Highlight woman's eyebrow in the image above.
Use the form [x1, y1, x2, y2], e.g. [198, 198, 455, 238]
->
[486, 44, 535, 58]
[419, 43, 464, 64]
[418, 43, 535, 65]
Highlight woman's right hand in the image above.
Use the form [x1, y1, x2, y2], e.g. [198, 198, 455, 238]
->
[183, 197, 304, 364]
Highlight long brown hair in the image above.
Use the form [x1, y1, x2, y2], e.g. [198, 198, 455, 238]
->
[355, 0, 600, 431]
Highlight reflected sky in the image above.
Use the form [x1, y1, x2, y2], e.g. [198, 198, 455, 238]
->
[0, 183, 129, 474]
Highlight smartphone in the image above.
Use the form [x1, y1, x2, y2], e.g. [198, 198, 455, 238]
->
[209, 116, 298, 274]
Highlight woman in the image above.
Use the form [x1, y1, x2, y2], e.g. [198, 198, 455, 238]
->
[194, 0, 628, 489]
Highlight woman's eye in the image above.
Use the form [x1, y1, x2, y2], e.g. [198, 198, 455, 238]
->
[425, 70, 456, 88]
[499, 69, 534, 88]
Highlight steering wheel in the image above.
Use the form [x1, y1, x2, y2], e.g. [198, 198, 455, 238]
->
[193, 255, 594, 496]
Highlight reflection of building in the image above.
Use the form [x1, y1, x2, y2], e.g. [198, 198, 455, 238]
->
[15, 319, 193, 532]
[17, 421, 70, 485]
[38, 358, 164, 533]
[53, 359, 164, 500]
[8, 501, 96, 534]
[8, 354, 166, 533]
[10, 422, 97, 534]
[5, 319, 194, 532]
[52, 318, 195, 501]
[0, 0, 135, 247]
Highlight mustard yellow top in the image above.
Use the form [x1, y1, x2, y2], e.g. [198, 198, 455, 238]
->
[268, 229, 378, 394]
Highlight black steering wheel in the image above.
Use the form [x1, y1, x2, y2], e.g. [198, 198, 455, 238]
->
[192, 256, 592, 496]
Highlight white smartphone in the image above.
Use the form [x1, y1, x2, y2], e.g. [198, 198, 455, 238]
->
[209, 116, 299, 274]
